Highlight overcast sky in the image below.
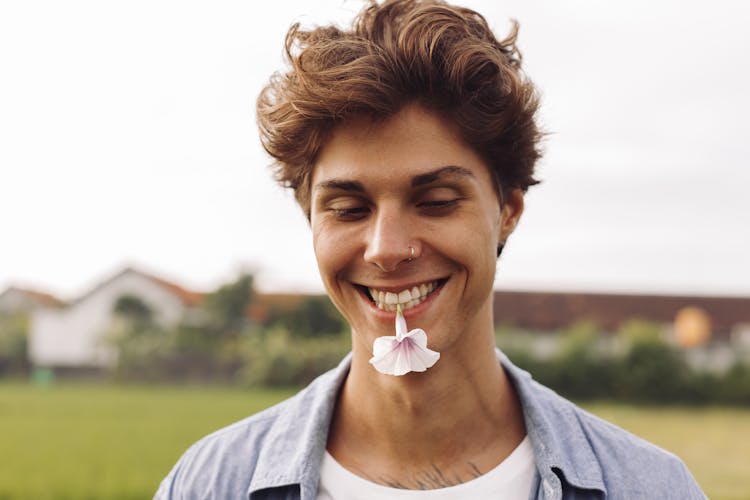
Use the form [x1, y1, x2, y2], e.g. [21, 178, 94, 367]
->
[1, 0, 748, 300]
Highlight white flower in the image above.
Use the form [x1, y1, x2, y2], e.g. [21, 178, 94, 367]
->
[369, 304, 440, 376]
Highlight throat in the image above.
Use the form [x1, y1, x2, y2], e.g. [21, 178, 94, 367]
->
[329, 352, 526, 481]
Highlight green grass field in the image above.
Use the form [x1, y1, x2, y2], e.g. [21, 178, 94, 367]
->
[0, 382, 747, 499]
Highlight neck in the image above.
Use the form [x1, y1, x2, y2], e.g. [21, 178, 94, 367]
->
[326, 316, 526, 486]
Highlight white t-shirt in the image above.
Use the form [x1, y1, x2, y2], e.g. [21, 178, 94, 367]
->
[316, 436, 535, 500]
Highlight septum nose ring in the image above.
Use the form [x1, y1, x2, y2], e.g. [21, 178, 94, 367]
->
[407, 246, 415, 262]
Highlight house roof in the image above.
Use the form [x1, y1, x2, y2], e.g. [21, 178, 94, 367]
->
[69, 267, 204, 308]
[0, 286, 66, 308]
[142, 273, 204, 307]
[492, 290, 750, 337]
[249, 293, 317, 323]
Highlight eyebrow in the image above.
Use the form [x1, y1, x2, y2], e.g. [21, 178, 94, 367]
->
[313, 179, 365, 194]
[411, 165, 475, 188]
[313, 165, 475, 194]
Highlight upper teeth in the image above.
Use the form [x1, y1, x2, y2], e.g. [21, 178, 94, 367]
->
[368, 282, 438, 311]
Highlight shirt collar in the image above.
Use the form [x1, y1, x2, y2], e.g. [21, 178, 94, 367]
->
[499, 349, 607, 496]
[248, 351, 606, 499]
[248, 354, 351, 500]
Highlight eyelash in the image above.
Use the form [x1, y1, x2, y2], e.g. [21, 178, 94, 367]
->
[329, 199, 460, 221]
[331, 206, 370, 221]
[419, 199, 458, 208]
[418, 199, 460, 215]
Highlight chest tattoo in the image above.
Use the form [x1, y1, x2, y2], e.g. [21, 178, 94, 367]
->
[373, 462, 484, 490]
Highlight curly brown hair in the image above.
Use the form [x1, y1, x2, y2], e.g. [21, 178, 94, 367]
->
[257, 0, 542, 217]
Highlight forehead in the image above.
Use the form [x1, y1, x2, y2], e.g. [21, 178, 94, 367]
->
[312, 104, 494, 190]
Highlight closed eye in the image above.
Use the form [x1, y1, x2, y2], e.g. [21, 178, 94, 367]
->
[418, 198, 460, 215]
[331, 206, 370, 221]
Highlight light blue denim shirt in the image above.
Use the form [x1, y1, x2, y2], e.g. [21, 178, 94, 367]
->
[155, 351, 706, 499]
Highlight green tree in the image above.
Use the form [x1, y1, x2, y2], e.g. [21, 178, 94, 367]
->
[202, 273, 254, 335]
[113, 294, 154, 329]
[109, 295, 173, 380]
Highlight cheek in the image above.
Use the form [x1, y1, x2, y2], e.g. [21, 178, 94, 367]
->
[311, 221, 355, 286]
[457, 206, 502, 255]
[311, 226, 335, 276]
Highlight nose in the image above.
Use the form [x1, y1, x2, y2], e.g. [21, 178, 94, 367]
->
[363, 205, 413, 272]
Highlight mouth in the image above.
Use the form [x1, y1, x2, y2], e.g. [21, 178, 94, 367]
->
[358, 279, 447, 312]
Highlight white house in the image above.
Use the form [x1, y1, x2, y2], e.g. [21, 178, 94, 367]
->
[29, 267, 202, 369]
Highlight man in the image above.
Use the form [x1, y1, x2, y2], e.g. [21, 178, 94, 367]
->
[156, 1, 706, 498]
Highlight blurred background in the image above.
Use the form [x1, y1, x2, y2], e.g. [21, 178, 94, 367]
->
[1, 0, 748, 499]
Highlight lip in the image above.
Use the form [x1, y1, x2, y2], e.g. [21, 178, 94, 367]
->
[355, 278, 447, 322]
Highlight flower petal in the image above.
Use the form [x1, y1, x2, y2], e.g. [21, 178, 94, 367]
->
[372, 336, 398, 357]
[369, 305, 440, 376]
[369, 339, 408, 376]
[391, 343, 413, 376]
[401, 328, 427, 347]
[403, 338, 440, 371]
[369, 335, 441, 376]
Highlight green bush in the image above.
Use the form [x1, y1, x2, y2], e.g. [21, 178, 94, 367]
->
[108, 322, 175, 381]
[501, 319, 749, 405]
[553, 322, 618, 400]
[718, 362, 750, 405]
[266, 296, 347, 338]
[0, 313, 30, 376]
[616, 335, 687, 403]
[238, 327, 350, 387]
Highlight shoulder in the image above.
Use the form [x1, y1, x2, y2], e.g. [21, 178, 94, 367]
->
[155, 356, 350, 500]
[526, 378, 706, 499]
[154, 392, 297, 499]
[565, 396, 703, 497]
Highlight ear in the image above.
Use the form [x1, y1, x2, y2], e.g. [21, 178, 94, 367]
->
[499, 189, 524, 242]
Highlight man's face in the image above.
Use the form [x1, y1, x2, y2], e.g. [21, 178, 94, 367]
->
[309, 104, 522, 358]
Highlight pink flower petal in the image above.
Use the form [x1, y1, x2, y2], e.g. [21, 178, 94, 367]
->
[402, 328, 428, 347]
[369, 306, 440, 376]
[370, 332, 440, 376]
[372, 336, 398, 358]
